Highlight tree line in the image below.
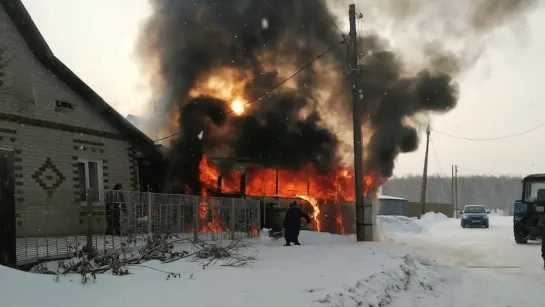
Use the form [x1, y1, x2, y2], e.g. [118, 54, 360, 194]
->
[382, 175, 522, 211]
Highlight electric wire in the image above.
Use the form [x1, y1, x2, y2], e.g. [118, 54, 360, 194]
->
[432, 121, 545, 141]
[153, 40, 345, 142]
[455, 165, 509, 177]
[429, 137, 445, 175]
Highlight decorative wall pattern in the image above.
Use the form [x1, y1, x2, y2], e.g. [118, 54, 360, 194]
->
[72, 138, 104, 153]
[102, 159, 109, 190]
[32, 157, 66, 197]
[128, 146, 137, 191]
[0, 127, 16, 143]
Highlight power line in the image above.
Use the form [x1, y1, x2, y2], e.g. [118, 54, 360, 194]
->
[153, 40, 346, 143]
[429, 137, 445, 175]
[432, 121, 545, 141]
[455, 165, 510, 177]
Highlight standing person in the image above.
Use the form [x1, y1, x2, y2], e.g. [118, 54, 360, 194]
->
[105, 183, 127, 236]
[539, 216, 545, 270]
[283, 201, 311, 246]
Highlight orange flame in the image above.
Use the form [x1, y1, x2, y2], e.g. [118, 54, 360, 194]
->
[188, 67, 251, 116]
[296, 195, 321, 231]
[197, 154, 386, 235]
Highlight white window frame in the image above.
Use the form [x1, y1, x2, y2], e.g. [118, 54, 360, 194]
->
[78, 159, 104, 204]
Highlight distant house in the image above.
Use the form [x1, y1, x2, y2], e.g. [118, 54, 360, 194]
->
[0, 0, 164, 240]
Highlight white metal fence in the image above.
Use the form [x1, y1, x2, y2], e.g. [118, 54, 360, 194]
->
[15, 189, 260, 265]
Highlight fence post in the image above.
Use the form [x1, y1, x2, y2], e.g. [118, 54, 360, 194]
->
[245, 201, 250, 238]
[178, 203, 183, 234]
[256, 200, 261, 235]
[86, 189, 94, 252]
[193, 196, 199, 241]
[147, 191, 152, 235]
[230, 199, 236, 240]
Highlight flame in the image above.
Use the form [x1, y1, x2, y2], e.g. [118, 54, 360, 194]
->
[230, 98, 245, 115]
[198, 197, 227, 233]
[195, 154, 385, 235]
[296, 195, 321, 231]
[188, 67, 251, 115]
[199, 155, 241, 194]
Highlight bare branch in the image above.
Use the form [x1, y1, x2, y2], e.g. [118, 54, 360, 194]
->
[31, 233, 259, 284]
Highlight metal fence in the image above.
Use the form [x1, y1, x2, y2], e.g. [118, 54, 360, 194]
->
[15, 189, 260, 265]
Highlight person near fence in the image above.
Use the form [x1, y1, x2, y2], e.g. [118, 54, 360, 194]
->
[283, 201, 311, 246]
[105, 183, 127, 236]
[540, 215, 545, 270]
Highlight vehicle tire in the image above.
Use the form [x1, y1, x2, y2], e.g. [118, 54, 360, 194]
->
[514, 232, 528, 244]
[484, 223, 489, 229]
[461, 222, 466, 228]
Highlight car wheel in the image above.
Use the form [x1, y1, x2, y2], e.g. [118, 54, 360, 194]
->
[484, 223, 489, 228]
[461, 222, 466, 228]
[514, 232, 528, 244]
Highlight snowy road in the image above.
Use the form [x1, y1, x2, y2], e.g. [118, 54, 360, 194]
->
[382, 215, 545, 306]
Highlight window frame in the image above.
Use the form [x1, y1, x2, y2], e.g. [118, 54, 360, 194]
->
[523, 180, 545, 202]
[77, 159, 104, 204]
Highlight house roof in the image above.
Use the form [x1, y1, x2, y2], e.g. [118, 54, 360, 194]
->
[0, 0, 163, 162]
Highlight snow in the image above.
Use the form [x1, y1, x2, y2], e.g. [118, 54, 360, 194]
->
[2, 212, 544, 306]
[383, 213, 545, 306]
[376, 212, 449, 236]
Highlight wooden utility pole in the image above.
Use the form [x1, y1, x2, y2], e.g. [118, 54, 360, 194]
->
[454, 165, 459, 217]
[419, 124, 431, 217]
[451, 165, 455, 217]
[349, 4, 368, 241]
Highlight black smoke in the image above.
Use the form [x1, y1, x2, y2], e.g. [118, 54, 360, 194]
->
[164, 97, 226, 193]
[136, 0, 533, 192]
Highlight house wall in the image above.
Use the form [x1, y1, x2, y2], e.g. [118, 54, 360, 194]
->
[0, 6, 137, 237]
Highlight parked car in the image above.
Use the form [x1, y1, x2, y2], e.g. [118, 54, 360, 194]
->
[460, 205, 490, 228]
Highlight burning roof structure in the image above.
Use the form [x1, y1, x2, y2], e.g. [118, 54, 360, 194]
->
[135, 0, 539, 233]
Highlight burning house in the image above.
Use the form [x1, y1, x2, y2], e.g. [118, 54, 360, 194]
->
[134, 0, 537, 235]
[185, 154, 383, 235]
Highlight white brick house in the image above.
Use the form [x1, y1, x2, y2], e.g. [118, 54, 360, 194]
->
[0, 0, 164, 238]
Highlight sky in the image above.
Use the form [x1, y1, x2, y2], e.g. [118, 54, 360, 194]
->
[19, 0, 545, 178]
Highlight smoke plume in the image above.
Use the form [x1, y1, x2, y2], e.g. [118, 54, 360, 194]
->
[137, 0, 539, 192]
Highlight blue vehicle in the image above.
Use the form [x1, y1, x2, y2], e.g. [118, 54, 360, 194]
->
[460, 205, 490, 228]
[513, 174, 545, 244]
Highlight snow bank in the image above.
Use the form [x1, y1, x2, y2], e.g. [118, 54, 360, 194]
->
[377, 212, 450, 237]
[419, 212, 449, 224]
[315, 254, 448, 307]
[1, 230, 451, 307]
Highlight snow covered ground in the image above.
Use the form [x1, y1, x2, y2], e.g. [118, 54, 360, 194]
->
[1, 213, 543, 307]
[380, 213, 545, 306]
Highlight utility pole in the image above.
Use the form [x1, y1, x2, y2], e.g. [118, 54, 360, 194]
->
[454, 165, 459, 217]
[419, 124, 431, 217]
[349, 4, 368, 242]
[451, 165, 455, 217]
[154, 100, 159, 141]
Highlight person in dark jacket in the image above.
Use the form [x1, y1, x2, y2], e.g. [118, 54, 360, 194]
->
[105, 183, 127, 236]
[540, 216, 545, 270]
[283, 201, 311, 246]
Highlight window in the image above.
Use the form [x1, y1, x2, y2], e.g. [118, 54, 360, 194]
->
[78, 160, 103, 202]
[463, 206, 486, 214]
[524, 181, 545, 202]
